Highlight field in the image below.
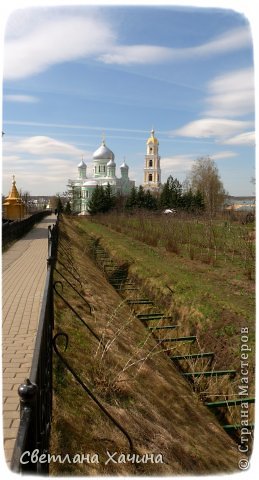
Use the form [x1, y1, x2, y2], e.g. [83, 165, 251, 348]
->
[50, 213, 255, 475]
[78, 212, 255, 369]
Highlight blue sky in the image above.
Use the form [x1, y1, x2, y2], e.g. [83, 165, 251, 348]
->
[2, 2, 255, 196]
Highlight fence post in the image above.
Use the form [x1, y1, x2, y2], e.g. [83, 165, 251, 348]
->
[14, 379, 38, 472]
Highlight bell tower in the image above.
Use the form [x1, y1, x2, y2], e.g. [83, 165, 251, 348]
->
[143, 128, 161, 190]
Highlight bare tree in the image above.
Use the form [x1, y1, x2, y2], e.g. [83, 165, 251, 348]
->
[188, 156, 226, 216]
[20, 190, 31, 215]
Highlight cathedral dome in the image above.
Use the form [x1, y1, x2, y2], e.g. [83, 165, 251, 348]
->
[93, 140, 115, 161]
[120, 161, 129, 169]
[107, 158, 116, 167]
[78, 159, 86, 168]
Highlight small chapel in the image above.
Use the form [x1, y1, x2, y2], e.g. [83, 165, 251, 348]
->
[3, 176, 25, 221]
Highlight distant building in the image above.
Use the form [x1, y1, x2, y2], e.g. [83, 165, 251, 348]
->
[3, 176, 25, 220]
[143, 129, 161, 191]
[68, 138, 135, 213]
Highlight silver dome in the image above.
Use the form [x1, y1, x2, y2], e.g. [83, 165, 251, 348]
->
[107, 158, 116, 166]
[120, 161, 129, 169]
[78, 159, 86, 168]
[93, 140, 115, 161]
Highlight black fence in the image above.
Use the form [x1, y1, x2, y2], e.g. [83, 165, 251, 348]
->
[10, 217, 59, 474]
[2, 210, 51, 249]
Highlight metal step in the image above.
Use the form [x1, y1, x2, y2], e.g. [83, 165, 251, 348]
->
[183, 369, 236, 378]
[127, 299, 154, 305]
[149, 325, 179, 331]
[117, 287, 139, 291]
[109, 276, 129, 280]
[171, 352, 214, 361]
[205, 397, 255, 408]
[136, 313, 170, 321]
[223, 423, 254, 431]
[161, 336, 197, 343]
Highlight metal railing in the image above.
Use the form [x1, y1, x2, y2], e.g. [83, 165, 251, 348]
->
[10, 217, 59, 474]
[2, 210, 51, 249]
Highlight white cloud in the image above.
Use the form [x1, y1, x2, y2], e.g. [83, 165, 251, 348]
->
[99, 26, 251, 65]
[3, 171, 71, 193]
[2, 135, 94, 195]
[173, 118, 253, 140]
[4, 136, 85, 157]
[210, 151, 237, 160]
[4, 120, 149, 135]
[4, 94, 39, 103]
[188, 26, 251, 58]
[2, 154, 23, 163]
[98, 45, 173, 65]
[208, 67, 254, 95]
[4, 16, 116, 79]
[172, 68, 255, 145]
[204, 68, 254, 117]
[2, 153, 82, 196]
[222, 131, 255, 146]
[4, 10, 252, 79]
[161, 155, 195, 170]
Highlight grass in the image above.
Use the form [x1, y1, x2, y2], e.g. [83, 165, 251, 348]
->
[49, 216, 250, 475]
[76, 214, 254, 326]
[75, 212, 255, 404]
[93, 211, 255, 276]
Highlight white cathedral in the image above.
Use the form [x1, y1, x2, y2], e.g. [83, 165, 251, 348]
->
[68, 129, 161, 213]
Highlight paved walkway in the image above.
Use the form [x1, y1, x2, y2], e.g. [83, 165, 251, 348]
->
[2, 213, 57, 465]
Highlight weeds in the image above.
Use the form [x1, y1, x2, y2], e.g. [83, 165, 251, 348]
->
[93, 211, 255, 279]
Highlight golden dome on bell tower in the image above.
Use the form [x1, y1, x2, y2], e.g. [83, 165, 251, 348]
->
[147, 128, 159, 145]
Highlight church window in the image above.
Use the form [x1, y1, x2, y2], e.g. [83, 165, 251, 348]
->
[148, 173, 153, 182]
[99, 165, 101, 173]
[149, 159, 153, 167]
[150, 148, 153, 153]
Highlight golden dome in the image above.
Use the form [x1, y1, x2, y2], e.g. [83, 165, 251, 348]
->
[147, 136, 158, 144]
[147, 128, 159, 145]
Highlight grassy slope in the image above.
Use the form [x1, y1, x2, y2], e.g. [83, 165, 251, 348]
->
[50, 217, 246, 476]
[76, 217, 255, 374]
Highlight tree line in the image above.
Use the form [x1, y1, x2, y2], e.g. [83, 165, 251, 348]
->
[62, 156, 226, 216]
[89, 157, 225, 215]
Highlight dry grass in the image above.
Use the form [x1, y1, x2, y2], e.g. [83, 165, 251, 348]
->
[49, 216, 251, 476]
[94, 211, 255, 279]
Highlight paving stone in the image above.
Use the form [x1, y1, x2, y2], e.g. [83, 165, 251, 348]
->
[2, 214, 56, 464]
[3, 411, 20, 420]
[4, 419, 13, 429]
[4, 439, 16, 450]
